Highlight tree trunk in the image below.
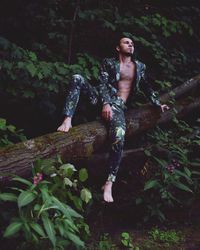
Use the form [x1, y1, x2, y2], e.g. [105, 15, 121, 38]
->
[0, 75, 200, 183]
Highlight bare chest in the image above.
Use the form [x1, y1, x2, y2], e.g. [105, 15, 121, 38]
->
[119, 62, 135, 81]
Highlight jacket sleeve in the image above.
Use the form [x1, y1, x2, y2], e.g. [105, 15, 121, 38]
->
[97, 59, 112, 105]
[139, 64, 161, 107]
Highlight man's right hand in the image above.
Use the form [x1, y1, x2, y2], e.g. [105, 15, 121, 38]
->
[102, 104, 113, 121]
[57, 117, 72, 132]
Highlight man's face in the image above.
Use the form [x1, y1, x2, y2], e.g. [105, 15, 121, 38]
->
[116, 38, 134, 55]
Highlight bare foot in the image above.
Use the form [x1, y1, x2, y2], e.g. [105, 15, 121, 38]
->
[102, 181, 114, 202]
[57, 117, 72, 132]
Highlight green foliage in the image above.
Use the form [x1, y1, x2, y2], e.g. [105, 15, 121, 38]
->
[136, 117, 200, 222]
[0, 157, 92, 249]
[149, 228, 184, 245]
[1, 1, 199, 95]
[122, 13, 194, 83]
[121, 232, 136, 249]
[0, 118, 26, 147]
[0, 0, 200, 232]
[0, 1, 200, 138]
[96, 233, 116, 250]
[0, 37, 100, 100]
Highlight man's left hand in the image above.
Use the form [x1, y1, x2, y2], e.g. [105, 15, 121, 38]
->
[160, 104, 170, 112]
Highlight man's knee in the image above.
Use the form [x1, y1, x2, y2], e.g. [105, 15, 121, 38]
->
[71, 74, 85, 87]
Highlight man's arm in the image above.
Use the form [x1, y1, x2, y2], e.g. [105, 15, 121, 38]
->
[98, 59, 112, 105]
[98, 59, 113, 120]
[139, 64, 169, 112]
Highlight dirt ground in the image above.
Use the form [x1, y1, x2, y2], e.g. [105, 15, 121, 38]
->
[87, 221, 200, 250]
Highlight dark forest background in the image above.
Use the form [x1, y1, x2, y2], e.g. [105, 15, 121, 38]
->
[0, 0, 200, 140]
[1, 2, 200, 249]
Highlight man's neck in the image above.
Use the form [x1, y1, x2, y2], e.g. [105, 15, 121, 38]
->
[118, 54, 132, 64]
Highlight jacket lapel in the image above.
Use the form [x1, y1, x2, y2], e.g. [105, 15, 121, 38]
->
[135, 60, 141, 91]
[115, 60, 120, 82]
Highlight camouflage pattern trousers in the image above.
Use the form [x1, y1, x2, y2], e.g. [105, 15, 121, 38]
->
[63, 74, 126, 182]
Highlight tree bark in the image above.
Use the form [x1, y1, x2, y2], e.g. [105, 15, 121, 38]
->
[0, 75, 200, 183]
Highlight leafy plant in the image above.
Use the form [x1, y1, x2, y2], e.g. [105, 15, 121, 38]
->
[97, 233, 116, 250]
[0, 157, 92, 249]
[0, 37, 100, 100]
[121, 232, 136, 249]
[149, 228, 184, 245]
[136, 117, 200, 222]
[0, 118, 26, 147]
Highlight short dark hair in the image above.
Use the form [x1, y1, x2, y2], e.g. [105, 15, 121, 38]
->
[117, 35, 134, 46]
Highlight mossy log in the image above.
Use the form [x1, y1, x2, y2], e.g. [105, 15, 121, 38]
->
[0, 75, 200, 183]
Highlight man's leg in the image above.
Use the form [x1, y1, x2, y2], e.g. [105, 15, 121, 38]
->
[57, 74, 98, 132]
[103, 104, 126, 202]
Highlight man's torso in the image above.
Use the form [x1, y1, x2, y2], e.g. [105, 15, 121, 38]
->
[117, 61, 135, 103]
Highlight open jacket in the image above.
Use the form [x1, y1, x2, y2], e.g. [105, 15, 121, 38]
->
[97, 57, 161, 107]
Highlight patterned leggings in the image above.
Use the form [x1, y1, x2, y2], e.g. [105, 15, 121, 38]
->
[63, 74, 126, 182]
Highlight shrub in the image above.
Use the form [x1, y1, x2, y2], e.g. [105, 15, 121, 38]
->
[0, 157, 92, 249]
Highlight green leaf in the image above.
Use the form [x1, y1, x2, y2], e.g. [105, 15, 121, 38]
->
[63, 218, 79, 233]
[144, 149, 151, 156]
[79, 168, 88, 182]
[153, 157, 167, 167]
[42, 165, 56, 175]
[23, 90, 35, 98]
[60, 163, 77, 172]
[80, 188, 92, 203]
[103, 20, 116, 31]
[64, 177, 73, 187]
[57, 155, 63, 164]
[121, 232, 130, 239]
[26, 63, 37, 77]
[37, 72, 43, 80]
[157, 210, 166, 221]
[0, 193, 17, 202]
[173, 181, 193, 193]
[28, 51, 37, 61]
[41, 214, 56, 247]
[72, 196, 83, 210]
[56, 219, 65, 236]
[144, 180, 159, 191]
[173, 169, 192, 183]
[169, 91, 176, 97]
[192, 171, 200, 176]
[0, 118, 6, 129]
[12, 176, 32, 186]
[190, 161, 200, 167]
[18, 191, 36, 208]
[51, 197, 71, 218]
[30, 222, 46, 238]
[4, 221, 22, 237]
[40, 62, 51, 77]
[40, 186, 51, 203]
[34, 204, 41, 211]
[7, 125, 16, 132]
[60, 163, 76, 178]
[67, 232, 85, 247]
[51, 197, 82, 218]
[17, 61, 24, 69]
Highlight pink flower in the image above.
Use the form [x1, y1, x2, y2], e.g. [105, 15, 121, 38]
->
[165, 159, 181, 173]
[33, 173, 43, 185]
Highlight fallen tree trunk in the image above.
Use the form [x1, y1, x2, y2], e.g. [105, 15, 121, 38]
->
[160, 75, 200, 102]
[0, 75, 200, 183]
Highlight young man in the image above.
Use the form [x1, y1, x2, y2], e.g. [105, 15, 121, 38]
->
[57, 37, 169, 202]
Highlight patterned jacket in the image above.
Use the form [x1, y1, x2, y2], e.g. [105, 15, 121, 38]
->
[97, 57, 161, 107]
